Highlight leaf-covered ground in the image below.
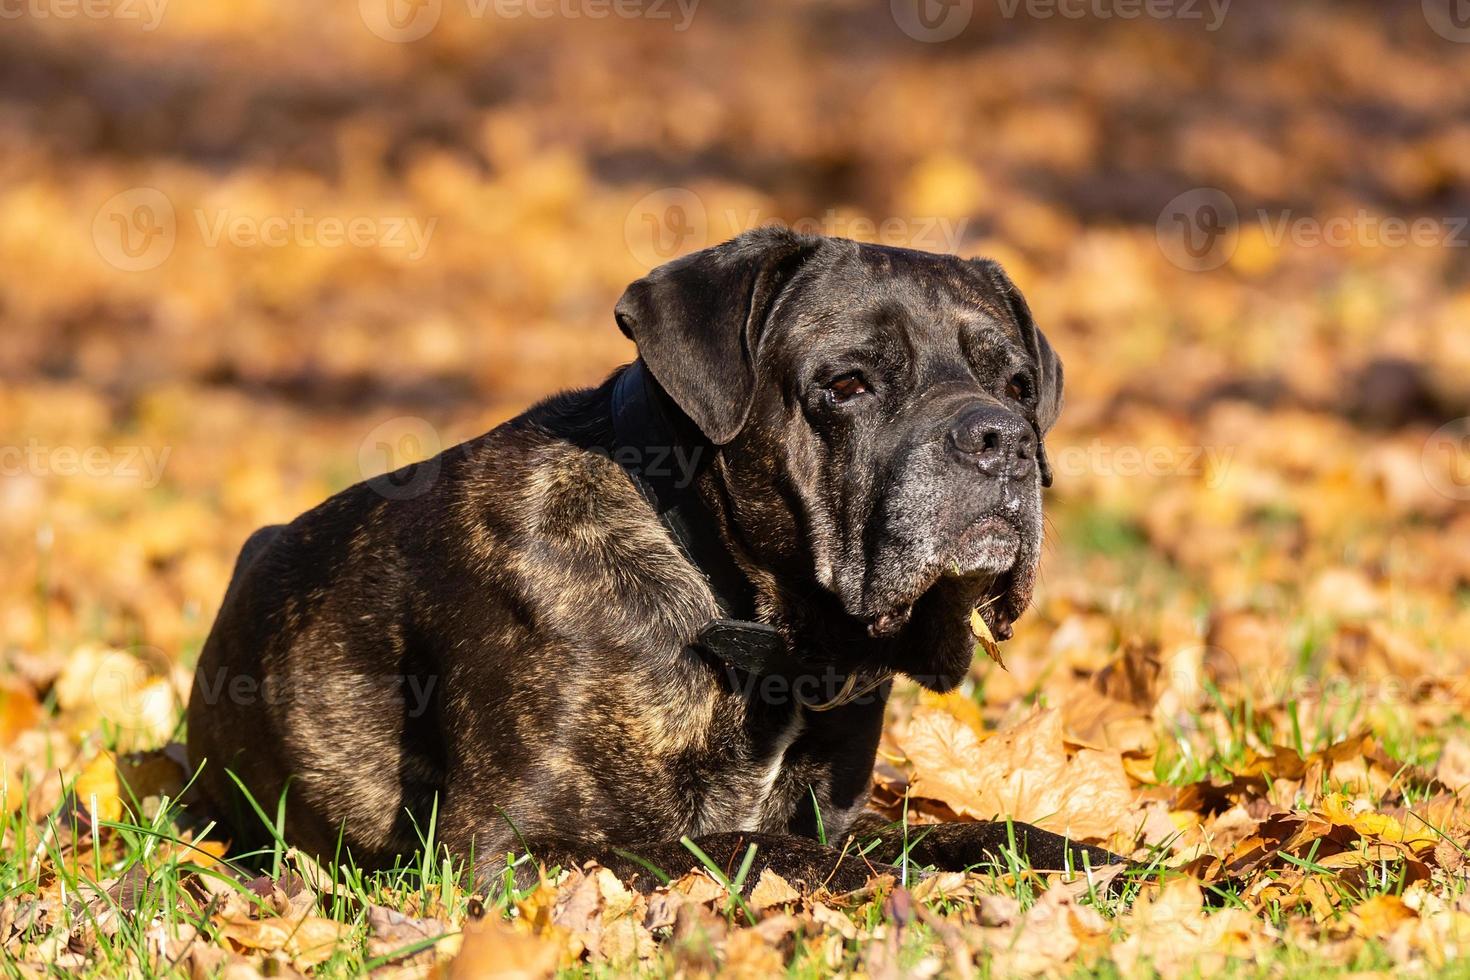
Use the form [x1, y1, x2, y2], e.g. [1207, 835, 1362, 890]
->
[3, 2, 1470, 976]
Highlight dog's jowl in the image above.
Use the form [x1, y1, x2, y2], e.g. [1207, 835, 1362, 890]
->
[187, 228, 1122, 891]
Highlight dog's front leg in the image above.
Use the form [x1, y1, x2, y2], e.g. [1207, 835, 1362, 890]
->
[841, 811, 1125, 875]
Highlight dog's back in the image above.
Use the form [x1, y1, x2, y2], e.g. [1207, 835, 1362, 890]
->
[185, 380, 752, 870]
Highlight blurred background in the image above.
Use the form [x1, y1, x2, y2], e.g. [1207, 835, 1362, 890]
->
[2, 0, 1469, 789]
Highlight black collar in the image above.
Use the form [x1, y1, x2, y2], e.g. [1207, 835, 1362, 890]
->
[609, 362, 801, 679]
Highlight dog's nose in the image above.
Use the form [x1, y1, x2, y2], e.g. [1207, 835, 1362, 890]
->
[948, 405, 1036, 479]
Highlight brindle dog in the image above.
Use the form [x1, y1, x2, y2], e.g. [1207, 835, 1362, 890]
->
[187, 227, 1122, 892]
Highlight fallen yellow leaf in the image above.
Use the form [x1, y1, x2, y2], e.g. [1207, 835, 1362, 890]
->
[970, 606, 1006, 668]
[1351, 894, 1416, 939]
[74, 752, 122, 823]
[0, 677, 42, 747]
[1320, 794, 1440, 850]
[450, 917, 560, 979]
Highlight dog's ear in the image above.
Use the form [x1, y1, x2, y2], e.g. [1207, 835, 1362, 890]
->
[615, 227, 819, 445]
[971, 259, 1064, 487]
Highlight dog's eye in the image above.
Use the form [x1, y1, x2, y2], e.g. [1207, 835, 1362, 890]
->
[1005, 372, 1033, 404]
[826, 372, 871, 403]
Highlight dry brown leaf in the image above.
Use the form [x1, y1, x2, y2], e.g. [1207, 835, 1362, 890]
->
[969, 607, 1005, 668]
[116, 747, 188, 803]
[1061, 682, 1156, 757]
[808, 902, 856, 941]
[1113, 878, 1262, 979]
[918, 690, 988, 738]
[53, 645, 177, 751]
[1436, 736, 1470, 795]
[669, 871, 726, 905]
[0, 678, 41, 747]
[216, 914, 348, 968]
[1092, 640, 1163, 710]
[553, 867, 653, 962]
[976, 892, 1021, 927]
[1307, 568, 1382, 620]
[975, 880, 1108, 975]
[513, 878, 564, 936]
[1351, 895, 1417, 940]
[720, 925, 786, 978]
[1434, 837, 1467, 874]
[366, 905, 449, 962]
[897, 706, 1133, 842]
[449, 917, 559, 980]
[909, 871, 972, 903]
[747, 869, 800, 911]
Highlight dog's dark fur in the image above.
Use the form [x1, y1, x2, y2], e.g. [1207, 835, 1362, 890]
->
[187, 228, 1119, 892]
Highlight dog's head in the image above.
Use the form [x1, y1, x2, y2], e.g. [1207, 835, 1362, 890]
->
[616, 227, 1063, 689]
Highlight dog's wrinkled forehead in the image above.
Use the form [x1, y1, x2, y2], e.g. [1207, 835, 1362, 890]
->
[768, 243, 1032, 383]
